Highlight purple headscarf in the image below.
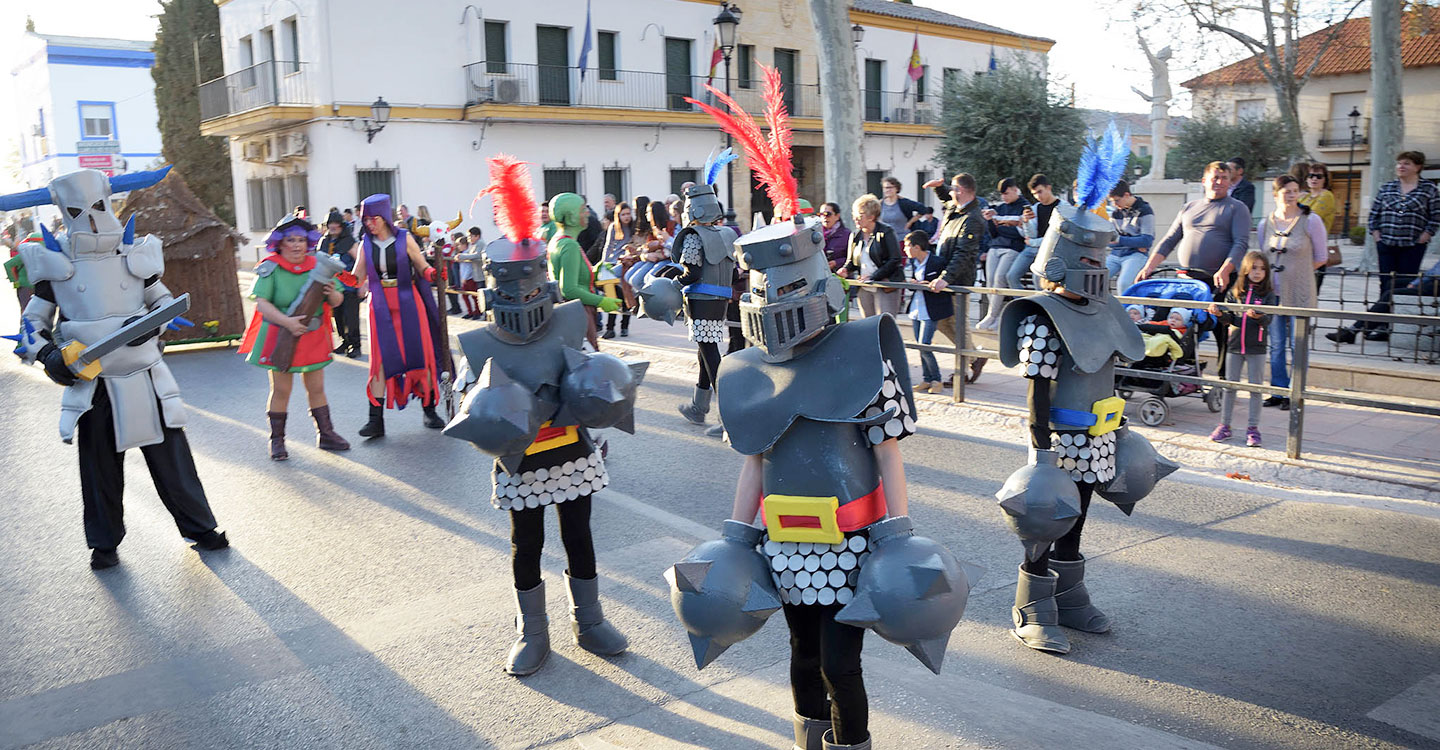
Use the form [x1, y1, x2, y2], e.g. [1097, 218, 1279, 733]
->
[265, 216, 321, 252]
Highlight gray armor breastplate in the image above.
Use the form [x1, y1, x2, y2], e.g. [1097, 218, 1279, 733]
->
[51, 255, 162, 378]
[763, 417, 880, 503]
[998, 294, 1143, 374]
[718, 315, 914, 457]
[455, 300, 588, 421]
[678, 226, 738, 300]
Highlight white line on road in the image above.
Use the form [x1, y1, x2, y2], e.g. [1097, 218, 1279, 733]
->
[595, 488, 721, 542]
[1367, 672, 1440, 742]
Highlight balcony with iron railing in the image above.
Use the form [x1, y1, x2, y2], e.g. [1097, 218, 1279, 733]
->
[463, 62, 937, 127]
[1317, 116, 1371, 148]
[198, 60, 313, 135]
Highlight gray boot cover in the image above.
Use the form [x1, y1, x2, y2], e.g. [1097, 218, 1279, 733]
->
[1050, 556, 1111, 633]
[678, 386, 712, 425]
[793, 713, 832, 750]
[704, 421, 725, 439]
[821, 728, 871, 750]
[506, 582, 551, 676]
[565, 572, 629, 656]
[1011, 565, 1071, 654]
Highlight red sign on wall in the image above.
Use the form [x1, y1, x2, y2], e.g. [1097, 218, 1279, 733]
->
[78, 155, 114, 169]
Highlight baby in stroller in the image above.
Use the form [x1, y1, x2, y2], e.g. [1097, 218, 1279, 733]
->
[1129, 306, 1205, 396]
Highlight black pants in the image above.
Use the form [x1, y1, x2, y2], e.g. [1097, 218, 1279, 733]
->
[509, 495, 597, 591]
[725, 300, 746, 354]
[696, 341, 722, 391]
[1023, 483, 1095, 574]
[333, 291, 361, 348]
[76, 384, 218, 550]
[783, 603, 868, 745]
[1360, 243, 1429, 331]
[605, 312, 630, 333]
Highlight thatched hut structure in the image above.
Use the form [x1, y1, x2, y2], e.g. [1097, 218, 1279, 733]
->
[121, 171, 247, 344]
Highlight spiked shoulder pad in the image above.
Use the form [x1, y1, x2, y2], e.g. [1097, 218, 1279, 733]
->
[124, 235, 165, 279]
[17, 238, 73, 283]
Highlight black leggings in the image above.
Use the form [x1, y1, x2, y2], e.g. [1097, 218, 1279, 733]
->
[509, 495, 597, 590]
[726, 300, 746, 354]
[1023, 483, 1095, 575]
[782, 603, 868, 745]
[696, 341, 722, 391]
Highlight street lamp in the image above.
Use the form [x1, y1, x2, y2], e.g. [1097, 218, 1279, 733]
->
[1342, 105, 1361, 235]
[363, 97, 391, 143]
[851, 23, 865, 46]
[713, 2, 742, 220]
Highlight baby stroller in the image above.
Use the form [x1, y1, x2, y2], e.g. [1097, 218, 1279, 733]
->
[1116, 276, 1223, 426]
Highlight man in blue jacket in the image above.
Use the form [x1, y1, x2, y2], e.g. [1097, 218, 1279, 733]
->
[1105, 180, 1155, 294]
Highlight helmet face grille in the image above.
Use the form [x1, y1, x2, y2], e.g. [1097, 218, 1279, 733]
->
[739, 294, 829, 357]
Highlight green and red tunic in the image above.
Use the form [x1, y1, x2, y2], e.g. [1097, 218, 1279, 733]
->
[239, 254, 337, 373]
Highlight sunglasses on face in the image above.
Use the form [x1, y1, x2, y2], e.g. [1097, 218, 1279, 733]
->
[1308, 174, 1325, 179]
[820, 211, 835, 217]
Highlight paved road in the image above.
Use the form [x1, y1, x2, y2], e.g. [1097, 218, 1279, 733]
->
[2, 337, 1438, 749]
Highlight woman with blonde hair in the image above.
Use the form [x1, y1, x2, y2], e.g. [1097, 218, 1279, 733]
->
[840, 194, 904, 318]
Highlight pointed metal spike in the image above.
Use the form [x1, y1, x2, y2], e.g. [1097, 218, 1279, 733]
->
[997, 492, 1028, 516]
[550, 402, 579, 428]
[479, 358, 513, 388]
[908, 553, 951, 599]
[1053, 492, 1083, 520]
[670, 561, 711, 594]
[627, 359, 650, 385]
[689, 633, 729, 670]
[122, 215, 135, 245]
[834, 591, 880, 627]
[1156, 454, 1181, 480]
[741, 581, 782, 615]
[1104, 472, 1129, 494]
[561, 346, 590, 370]
[1114, 502, 1137, 517]
[960, 562, 985, 589]
[613, 410, 636, 435]
[497, 452, 526, 475]
[0, 333, 22, 342]
[904, 635, 950, 675]
[603, 383, 625, 403]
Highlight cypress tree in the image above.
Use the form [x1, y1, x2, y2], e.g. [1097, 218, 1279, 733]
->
[152, 0, 234, 225]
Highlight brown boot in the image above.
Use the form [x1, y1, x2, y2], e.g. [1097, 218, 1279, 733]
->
[310, 405, 351, 451]
[267, 411, 288, 460]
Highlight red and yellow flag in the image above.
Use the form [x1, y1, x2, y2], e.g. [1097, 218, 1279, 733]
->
[907, 33, 923, 81]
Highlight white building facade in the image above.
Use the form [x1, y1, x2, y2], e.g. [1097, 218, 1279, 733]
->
[203, 0, 1051, 247]
[10, 33, 163, 226]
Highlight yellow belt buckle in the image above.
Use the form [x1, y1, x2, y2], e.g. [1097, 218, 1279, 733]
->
[1089, 396, 1125, 436]
[525, 421, 580, 455]
[762, 495, 844, 544]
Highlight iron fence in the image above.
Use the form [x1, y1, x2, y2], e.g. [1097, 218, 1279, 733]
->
[199, 60, 311, 122]
[1317, 116, 1370, 147]
[849, 279, 1440, 460]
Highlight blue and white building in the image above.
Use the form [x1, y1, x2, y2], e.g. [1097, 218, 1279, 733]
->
[10, 32, 163, 226]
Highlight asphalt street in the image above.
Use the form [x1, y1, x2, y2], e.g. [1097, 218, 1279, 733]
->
[2, 328, 1439, 749]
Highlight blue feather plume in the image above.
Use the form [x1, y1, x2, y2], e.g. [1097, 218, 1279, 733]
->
[704, 147, 739, 186]
[1074, 121, 1131, 211]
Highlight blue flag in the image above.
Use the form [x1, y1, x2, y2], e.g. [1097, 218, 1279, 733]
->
[578, 0, 594, 81]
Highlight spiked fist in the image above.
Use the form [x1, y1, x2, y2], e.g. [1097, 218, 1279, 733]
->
[1098, 423, 1179, 514]
[834, 516, 981, 674]
[996, 449, 1083, 562]
[665, 520, 782, 670]
[442, 359, 544, 456]
[556, 348, 648, 433]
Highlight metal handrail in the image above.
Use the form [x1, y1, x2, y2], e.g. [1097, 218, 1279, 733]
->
[199, 60, 310, 121]
[847, 278, 1440, 460]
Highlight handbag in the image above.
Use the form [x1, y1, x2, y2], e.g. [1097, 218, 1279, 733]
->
[1325, 242, 1343, 267]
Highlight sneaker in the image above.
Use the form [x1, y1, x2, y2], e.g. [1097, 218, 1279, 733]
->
[186, 529, 230, 550]
[976, 316, 999, 330]
[1209, 424, 1232, 442]
[929, 381, 945, 394]
[1246, 427, 1262, 447]
[1262, 396, 1285, 408]
[332, 344, 348, 354]
[1364, 330, 1390, 342]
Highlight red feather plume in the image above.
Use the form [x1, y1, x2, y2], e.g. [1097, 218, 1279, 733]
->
[684, 63, 799, 220]
[473, 154, 539, 243]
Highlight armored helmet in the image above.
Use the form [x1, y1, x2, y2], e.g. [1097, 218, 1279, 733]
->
[481, 236, 557, 343]
[52, 170, 124, 256]
[1028, 203, 1115, 302]
[684, 183, 724, 225]
[734, 216, 845, 361]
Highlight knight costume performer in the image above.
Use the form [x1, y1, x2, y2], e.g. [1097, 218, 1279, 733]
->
[547, 192, 619, 350]
[664, 68, 979, 750]
[350, 193, 446, 437]
[664, 149, 741, 433]
[238, 215, 351, 460]
[995, 124, 1179, 654]
[1, 168, 229, 570]
[445, 155, 647, 676]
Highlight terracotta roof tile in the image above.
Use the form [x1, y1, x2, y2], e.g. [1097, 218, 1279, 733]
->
[1182, 8, 1440, 89]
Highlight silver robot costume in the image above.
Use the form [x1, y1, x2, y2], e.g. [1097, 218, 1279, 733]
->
[444, 154, 646, 677]
[1, 167, 226, 566]
[994, 125, 1179, 655]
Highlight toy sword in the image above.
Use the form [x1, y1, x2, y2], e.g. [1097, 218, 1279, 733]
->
[61, 294, 190, 381]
